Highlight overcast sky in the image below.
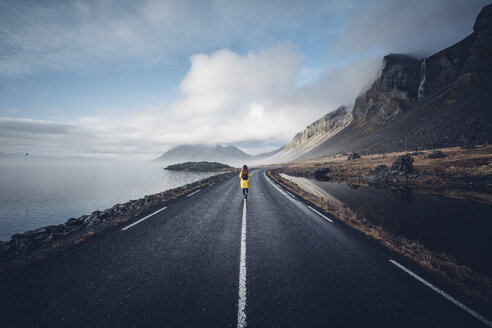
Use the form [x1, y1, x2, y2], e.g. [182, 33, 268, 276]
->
[0, 0, 488, 159]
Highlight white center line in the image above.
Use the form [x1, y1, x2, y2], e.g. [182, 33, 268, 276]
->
[237, 199, 247, 328]
[121, 207, 167, 231]
[389, 260, 492, 327]
[186, 189, 201, 197]
[308, 206, 334, 223]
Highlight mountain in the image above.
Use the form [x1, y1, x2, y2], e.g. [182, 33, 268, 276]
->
[268, 106, 352, 162]
[281, 3, 492, 161]
[154, 144, 282, 166]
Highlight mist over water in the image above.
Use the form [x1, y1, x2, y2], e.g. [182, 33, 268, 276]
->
[0, 156, 216, 241]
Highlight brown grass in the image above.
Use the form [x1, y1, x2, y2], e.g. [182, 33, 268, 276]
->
[74, 231, 95, 245]
[280, 145, 492, 176]
[112, 217, 130, 226]
[273, 145, 492, 203]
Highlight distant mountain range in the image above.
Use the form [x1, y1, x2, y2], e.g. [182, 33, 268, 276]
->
[155, 144, 282, 165]
[272, 3, 492, 162]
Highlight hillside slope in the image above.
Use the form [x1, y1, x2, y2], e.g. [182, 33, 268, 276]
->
[268, 106, 352, 163]
[296, 4, 492, 160]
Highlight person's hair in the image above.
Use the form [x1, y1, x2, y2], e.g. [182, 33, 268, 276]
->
[242, 165, 248, 171]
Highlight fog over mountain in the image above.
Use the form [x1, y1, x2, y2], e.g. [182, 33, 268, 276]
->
[155, 144, 282, 166]
[271, 3, 492, 162]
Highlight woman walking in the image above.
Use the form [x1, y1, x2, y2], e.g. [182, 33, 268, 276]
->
[239, 165, 251, 199]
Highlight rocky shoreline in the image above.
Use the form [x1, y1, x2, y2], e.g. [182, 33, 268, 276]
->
[0, 172, 232, 273]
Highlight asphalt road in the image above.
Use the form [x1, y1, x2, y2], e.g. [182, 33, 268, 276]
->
[0, 169, 490, 327]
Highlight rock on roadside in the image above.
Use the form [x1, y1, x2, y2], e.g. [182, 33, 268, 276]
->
[426, 150, 446, 159]
[347, 152, 361, 160]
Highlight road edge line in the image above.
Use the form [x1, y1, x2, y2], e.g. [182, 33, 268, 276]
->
[186, 189, 201, 197]
[389, 260, 492, 327]
[121, 207, 167, 231]
[308, 206, 334, 223]
[286, 190, 296, 198]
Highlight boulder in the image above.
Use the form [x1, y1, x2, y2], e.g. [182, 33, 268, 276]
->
[426, 150, 446, 159]
[10, 234, 29, 250]
[368, 164, 390, 177]
[65, 218, 83, 226]
[390, 154, 414, 174]
[347, 152, 361, 160]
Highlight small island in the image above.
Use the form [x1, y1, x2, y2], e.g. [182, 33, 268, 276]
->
[165, 161, 233, 172]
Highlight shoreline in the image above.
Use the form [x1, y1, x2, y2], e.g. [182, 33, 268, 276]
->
[0, 171, 233, 273]
[266, 146, 492, 309]
[272, 145, 492, 203]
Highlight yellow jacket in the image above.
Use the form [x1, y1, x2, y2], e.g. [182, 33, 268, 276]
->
[239, 170, 251, 189]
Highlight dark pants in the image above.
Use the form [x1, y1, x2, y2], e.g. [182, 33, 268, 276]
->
[242, 188, 249, 195]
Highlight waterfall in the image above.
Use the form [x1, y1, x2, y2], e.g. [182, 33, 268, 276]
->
[418, 58, 427, 100]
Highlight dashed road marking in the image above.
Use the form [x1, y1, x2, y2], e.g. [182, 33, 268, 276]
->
[265, 171, 334, 225]
[209, 182, 215, 186]
[187, 189, 201, 197]
[121, 207, 167, 231]
[286, 190, 296, 198]
[389, 260, 492, 327]
[308, 206, 333, 223]
[237, 199, 248, 328]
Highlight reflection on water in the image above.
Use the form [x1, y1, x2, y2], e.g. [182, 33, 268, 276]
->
[310, 180, 492, 276]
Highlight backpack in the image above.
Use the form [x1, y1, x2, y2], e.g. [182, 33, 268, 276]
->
[241, 170, 249, 180]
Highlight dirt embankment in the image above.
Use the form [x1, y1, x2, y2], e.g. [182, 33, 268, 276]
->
[267, 145, 492, 308]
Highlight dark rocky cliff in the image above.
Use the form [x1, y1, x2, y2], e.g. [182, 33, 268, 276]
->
[351, 54, 420, 132]
[299, 3, 492, 160]
[352, 31, 476, 133]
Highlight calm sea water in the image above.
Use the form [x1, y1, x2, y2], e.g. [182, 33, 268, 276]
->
[0, 158, 216, 241]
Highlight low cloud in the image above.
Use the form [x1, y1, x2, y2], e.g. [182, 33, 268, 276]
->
[338, 0, 489, 57]
[0, 44, 380, 159]
[0, 118, 80, 141]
